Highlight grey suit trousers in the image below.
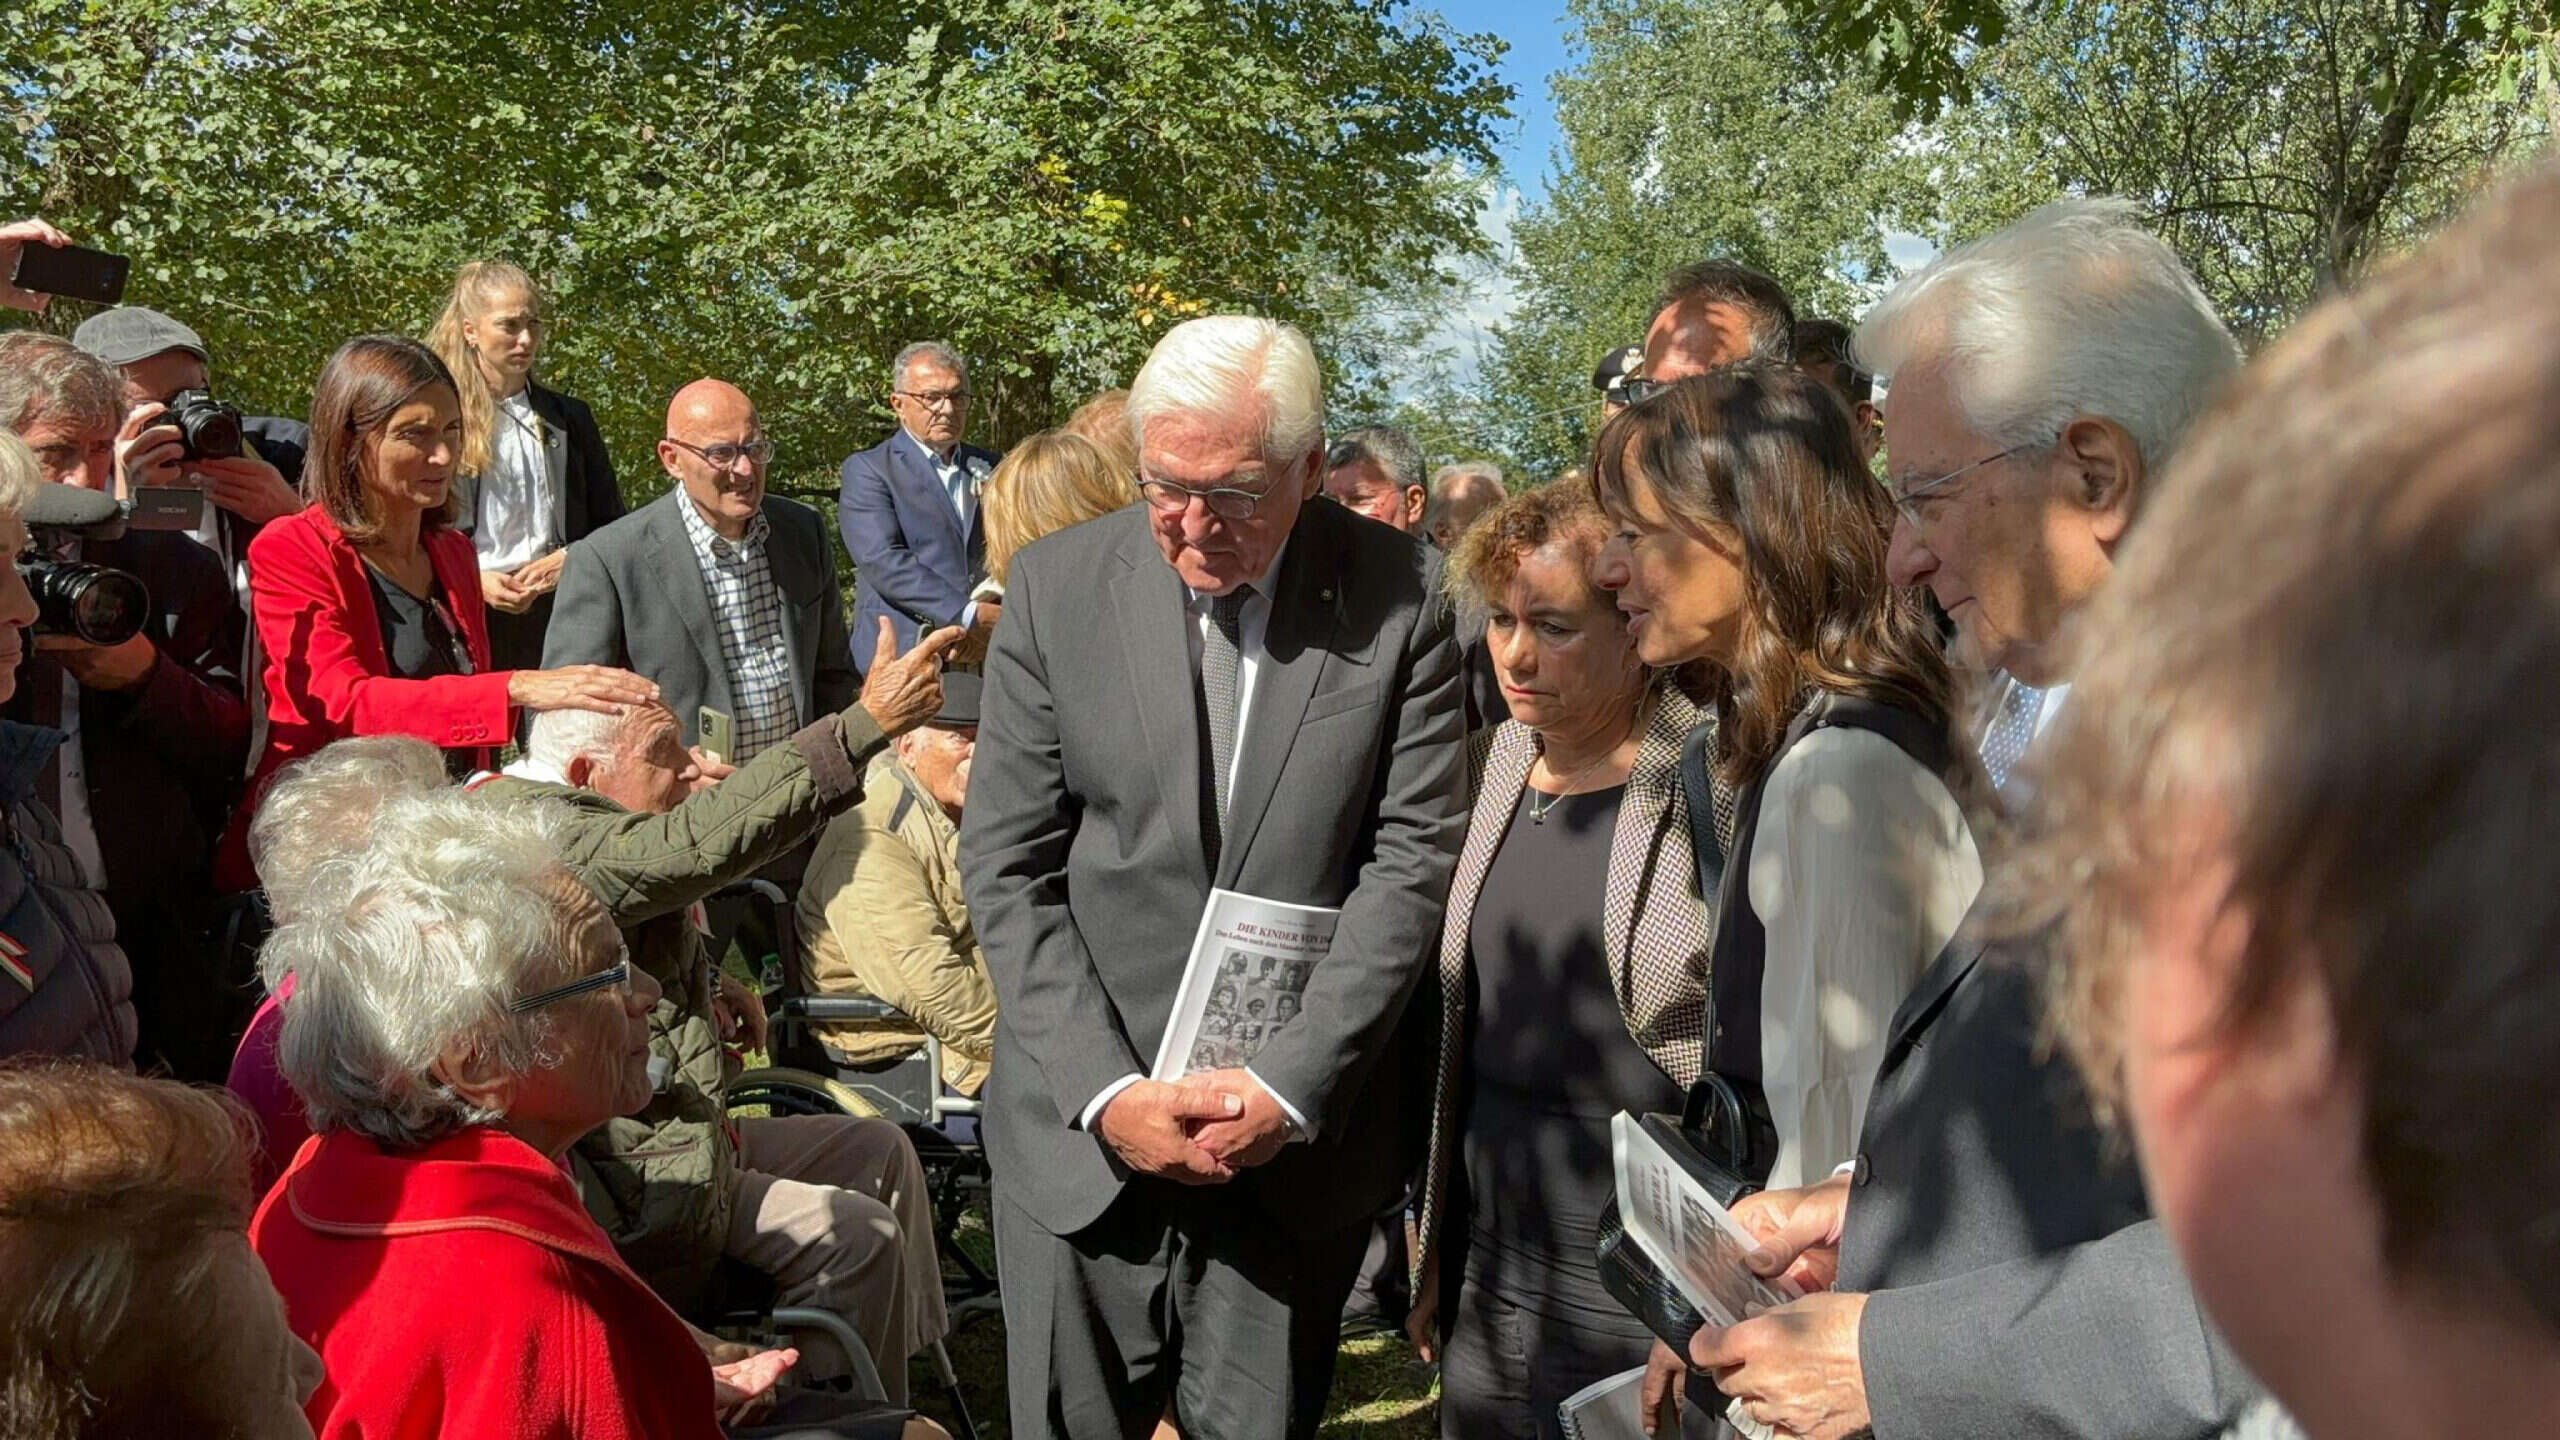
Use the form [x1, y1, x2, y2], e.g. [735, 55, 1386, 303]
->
[994, 1180, 1370, 1440]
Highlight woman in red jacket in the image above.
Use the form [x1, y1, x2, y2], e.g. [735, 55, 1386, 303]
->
[251, 786, 930, 1439]
[217, 335, 653, 887]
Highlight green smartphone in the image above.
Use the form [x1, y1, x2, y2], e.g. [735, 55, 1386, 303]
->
[696, 706, 734, 765]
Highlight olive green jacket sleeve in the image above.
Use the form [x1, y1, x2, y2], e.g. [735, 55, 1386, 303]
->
[522, 707, 888, 925]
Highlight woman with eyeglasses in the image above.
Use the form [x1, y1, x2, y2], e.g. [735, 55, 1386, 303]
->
[215, 335, 655, 889]
[250, 787, 942, 1439]
[427, 261, 627, 669]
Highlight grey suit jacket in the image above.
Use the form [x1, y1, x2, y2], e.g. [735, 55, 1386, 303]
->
[959, 498, 1468, 1240]
[543, 490, 859, 751]
[1839, 924, 2259, 1438]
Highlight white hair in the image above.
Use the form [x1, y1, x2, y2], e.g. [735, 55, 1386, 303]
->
[266, 788, 583, 1149]
[0, 430, 39, 525]
[1856, 198, 2241, 470]
[1125, 316, 1326, 467]
[893, 340, 966, 390]
[519, 705, 646, 785]
[249, 736, 449, 926]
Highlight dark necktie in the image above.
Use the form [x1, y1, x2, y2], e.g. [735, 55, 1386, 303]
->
[1200, 588, 1249, 858]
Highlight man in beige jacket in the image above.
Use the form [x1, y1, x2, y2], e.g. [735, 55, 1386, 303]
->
[799, 673, 993, 1094]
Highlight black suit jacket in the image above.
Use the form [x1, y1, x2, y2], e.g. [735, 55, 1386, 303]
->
[1838, 924, 2259, 1438]
[451, 382, 625, 552]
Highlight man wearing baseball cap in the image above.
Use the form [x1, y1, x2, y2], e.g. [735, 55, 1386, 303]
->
[73, 305, 309, 601]
[1590, 341, 1644, 418]
[797, 670, 996, 1097]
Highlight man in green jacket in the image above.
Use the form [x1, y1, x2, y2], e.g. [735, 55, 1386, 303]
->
[476, 620, 960, 1400]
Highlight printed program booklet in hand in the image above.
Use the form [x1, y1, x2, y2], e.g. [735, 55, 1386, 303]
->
[1610, 1112, 1799, 1326]
[1149, 889, 1340, 1080]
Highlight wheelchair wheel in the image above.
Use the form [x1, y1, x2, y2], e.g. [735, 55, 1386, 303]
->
[725, 1065, 882, 1120]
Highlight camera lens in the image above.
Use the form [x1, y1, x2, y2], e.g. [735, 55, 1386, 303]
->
[18, 561, 150, 647]
[167, 389, 244, 462]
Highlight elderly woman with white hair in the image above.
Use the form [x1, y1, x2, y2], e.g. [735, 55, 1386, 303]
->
[248, 786, 940, 1439]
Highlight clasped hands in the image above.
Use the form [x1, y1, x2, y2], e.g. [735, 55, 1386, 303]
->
[1094, 1069, 1293, 1184]
[1640, 1173, 1874, 1440]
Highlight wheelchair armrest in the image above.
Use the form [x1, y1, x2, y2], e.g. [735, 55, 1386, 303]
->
[777, 994, 909, 1024]
[709, 877, 790, 907]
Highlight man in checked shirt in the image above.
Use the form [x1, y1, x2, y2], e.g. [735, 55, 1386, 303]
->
[547, 378, 863, 956]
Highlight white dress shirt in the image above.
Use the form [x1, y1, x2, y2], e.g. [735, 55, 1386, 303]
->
[1076, 540, 1311, 1139]
[1747, 727, 1983, 1189]
[474, 390, 567, 572]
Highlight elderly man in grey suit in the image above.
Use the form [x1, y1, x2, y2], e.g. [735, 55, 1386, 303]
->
[1646, 203, 2264, 1440]
[960, 315, 1468, 1439]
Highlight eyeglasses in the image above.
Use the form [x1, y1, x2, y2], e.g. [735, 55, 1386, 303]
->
[1886, 445, 2028, 524]
[664, 436, 772, 472]
[1613, 377, 1669, 407]
[897, 389, 971, 411]
[1138, 475, 1275, 521]
[509, 961, 633, 1014]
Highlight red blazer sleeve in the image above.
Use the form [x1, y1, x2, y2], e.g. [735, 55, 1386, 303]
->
[249, 509, 514, 750]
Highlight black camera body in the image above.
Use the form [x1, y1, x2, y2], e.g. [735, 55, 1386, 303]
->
[20, 492, 152, 649]
[19, 558, 150, 647]
[162, 388, 244, 463]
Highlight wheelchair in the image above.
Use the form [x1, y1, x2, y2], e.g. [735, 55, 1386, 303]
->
[712, 880, 994, 1438]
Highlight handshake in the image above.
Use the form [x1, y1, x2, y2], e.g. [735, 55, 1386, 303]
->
[1094, 1070, 1296, 1184]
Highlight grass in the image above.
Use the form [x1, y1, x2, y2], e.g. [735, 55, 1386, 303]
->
[904, 1209, 1441, 1440]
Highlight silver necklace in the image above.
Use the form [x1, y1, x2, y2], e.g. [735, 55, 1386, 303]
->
[1524, 741, 1624, 824]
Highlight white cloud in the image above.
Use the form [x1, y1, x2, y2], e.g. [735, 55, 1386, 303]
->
[1409, 180, 1525, 395]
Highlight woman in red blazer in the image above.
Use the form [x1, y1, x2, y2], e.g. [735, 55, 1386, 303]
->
[217, 335, 654, 888]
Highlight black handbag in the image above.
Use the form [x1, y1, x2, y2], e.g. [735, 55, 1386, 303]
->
[1594, 1073, 1768, 1351]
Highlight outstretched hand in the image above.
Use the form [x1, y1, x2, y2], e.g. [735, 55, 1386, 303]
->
[0, 218, 71, 313]
[859, 617, 965, 736]
[709, 1346, 798, 1425]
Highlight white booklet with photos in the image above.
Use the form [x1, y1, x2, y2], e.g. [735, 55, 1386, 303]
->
[1148, 889, 1341, 1081]
[1610, 1112, 1801, 1326]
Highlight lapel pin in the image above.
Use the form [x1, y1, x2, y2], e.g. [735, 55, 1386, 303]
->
[1319, 587, 1334, 603]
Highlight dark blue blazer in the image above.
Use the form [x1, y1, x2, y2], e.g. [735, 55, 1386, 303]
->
[837, 429, 1000, 669]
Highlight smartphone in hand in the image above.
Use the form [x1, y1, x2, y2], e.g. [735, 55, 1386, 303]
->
[697, 706, 734, 766]
[11, 243, 129, 305]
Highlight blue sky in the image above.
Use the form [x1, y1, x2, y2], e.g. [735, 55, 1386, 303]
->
[1430, 0, 1576, 195]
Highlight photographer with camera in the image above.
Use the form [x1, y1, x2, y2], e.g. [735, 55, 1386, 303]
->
[75, 306, 307, 593]
[0, 331, 251, 1079]
[0, 430, 136, 1063]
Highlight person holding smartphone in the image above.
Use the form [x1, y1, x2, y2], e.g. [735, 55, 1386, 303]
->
[428, 260, 625, 670]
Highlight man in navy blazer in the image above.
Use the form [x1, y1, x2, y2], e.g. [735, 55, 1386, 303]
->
[839, 341, 1002, 674]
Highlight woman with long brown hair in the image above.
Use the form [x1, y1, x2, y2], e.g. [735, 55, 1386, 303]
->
[214, 335, 653, 887]
[427, 261, 625, 669]
[1590, 365, 1984, 1193]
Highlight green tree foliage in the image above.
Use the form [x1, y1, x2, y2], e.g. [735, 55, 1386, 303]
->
[1474, 0, 1931, 478]
[1939, 0, 2554, 342]
[4, 0, 1508, 500]
[1476, 0, 2548, 480]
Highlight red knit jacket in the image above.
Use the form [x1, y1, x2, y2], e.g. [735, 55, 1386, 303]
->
[251, 1127, 722, 1440]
